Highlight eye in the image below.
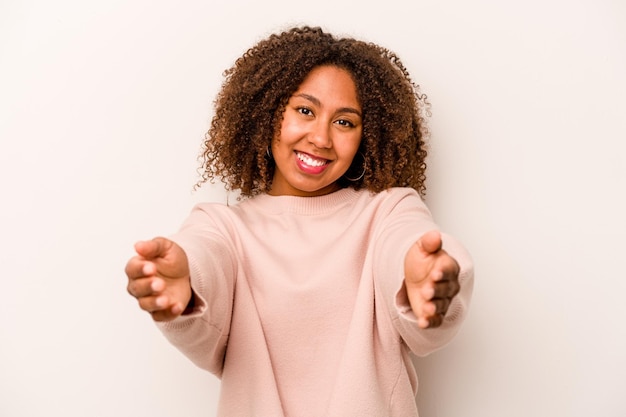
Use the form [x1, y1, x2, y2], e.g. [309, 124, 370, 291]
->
[335, 119, 355, 128]
[297, 107, 313, 116]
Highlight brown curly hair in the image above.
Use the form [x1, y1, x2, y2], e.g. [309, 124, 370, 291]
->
[197, 26, 430, 197]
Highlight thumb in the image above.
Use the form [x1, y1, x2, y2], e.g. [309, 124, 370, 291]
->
[134, 237, 171, 259]
[418, 230, 442, 254]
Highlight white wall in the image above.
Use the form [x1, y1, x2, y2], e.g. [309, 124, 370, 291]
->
[1, 1, 624, 416]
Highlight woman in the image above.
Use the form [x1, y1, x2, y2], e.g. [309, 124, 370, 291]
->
[125, 26, 473, 417]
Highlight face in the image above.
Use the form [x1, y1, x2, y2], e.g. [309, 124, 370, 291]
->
[269, 65, 363, 197]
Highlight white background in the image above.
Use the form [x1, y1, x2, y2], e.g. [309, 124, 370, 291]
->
[1, 1, 625, 416]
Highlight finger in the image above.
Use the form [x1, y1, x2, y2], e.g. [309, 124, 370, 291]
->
[417, 312, 444, 329]
[417, 316, 430, 329]
[426, 314, 444, 328]
[421, 300, 437, 316]
[432, 280, 460, 298]
[125, 257, 152, 279]
[418, 230, 442, 254]
[421, 284, 435, 300]
[137, 293, 172, 313]
[446, 280, 460, 298]
[150, 304, 184, 322]
[125, 260, 157, 290]
[430, 255, 460, 282]
[431, 297, 451, 314]
[134, 237, 170, 259]
[127, 277, 164, 298]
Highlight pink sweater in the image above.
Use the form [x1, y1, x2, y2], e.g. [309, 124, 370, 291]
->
[158, 187, 474, 416]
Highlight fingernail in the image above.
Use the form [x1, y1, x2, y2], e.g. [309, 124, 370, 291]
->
[432, 270, 443, 281]
[171, 304, 183, 315]
[155, 296, 167, 308]
[427, 302, 436, 315]
[423, 287, 434, 299]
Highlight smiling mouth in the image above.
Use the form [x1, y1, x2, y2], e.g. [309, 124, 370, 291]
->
[295, 151, 330, 168]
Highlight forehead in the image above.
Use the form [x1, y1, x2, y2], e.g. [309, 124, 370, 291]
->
[293, 65, 360, 108]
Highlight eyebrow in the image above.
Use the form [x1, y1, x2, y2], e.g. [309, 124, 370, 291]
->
[294, 93, 362, 117]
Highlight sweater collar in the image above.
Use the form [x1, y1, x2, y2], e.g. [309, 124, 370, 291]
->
[246, 187, 363, 216]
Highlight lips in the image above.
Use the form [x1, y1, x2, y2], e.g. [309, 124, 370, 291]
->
[296, 151, 329, 167]
[295, 151, 330, 174]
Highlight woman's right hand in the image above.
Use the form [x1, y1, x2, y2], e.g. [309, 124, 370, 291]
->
[125, 237, 192, 322]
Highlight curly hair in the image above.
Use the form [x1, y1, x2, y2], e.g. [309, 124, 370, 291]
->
[197, 26, 431, 197]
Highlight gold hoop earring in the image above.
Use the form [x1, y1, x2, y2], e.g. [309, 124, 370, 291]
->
[344, 152, 365, 182]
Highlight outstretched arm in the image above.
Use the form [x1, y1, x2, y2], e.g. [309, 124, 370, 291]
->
[125, 237, 193, 322]
[404, 230, 461, 329]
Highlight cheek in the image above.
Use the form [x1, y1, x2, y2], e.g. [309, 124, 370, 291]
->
[278, 115, 302, 138]
[344, 133, 362, 159]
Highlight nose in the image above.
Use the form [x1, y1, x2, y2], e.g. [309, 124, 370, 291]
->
[308, 120, 332, 149]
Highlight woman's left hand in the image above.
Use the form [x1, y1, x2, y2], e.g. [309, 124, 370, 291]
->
[404, 230, 460, 329]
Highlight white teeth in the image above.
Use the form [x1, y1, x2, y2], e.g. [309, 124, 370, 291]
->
[296, 152, 327, 167]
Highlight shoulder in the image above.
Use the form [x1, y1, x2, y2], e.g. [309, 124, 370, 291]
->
[356, 186, 421, 202]
[361, 187, 428, 213]
[187, 201, 237, 220]
[175, 200, 246, 237]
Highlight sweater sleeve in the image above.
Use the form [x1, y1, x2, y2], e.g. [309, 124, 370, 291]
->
[155, 204, 237, 377]
[373, 189, 474, 357]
